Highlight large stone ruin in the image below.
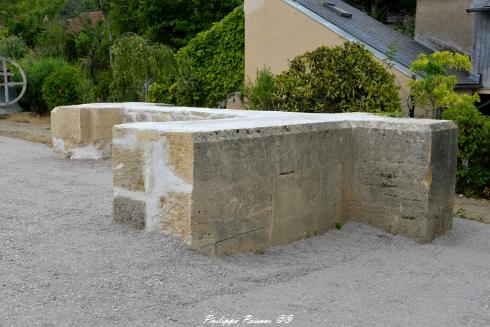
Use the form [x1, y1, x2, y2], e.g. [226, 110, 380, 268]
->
[52, 103, 457, 255]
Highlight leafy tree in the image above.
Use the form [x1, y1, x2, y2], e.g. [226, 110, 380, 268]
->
[409, 50, 489, 198]
[62, 0, 114, 65]
[409, 51, 476, 117]
[110, 34, 176, 102]
[35, 16, 68, 57]
[5, 0, 66, 47]
[109, 0, 242, 49]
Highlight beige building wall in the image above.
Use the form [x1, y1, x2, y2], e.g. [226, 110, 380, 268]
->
[245, 0, 413, 112]
[245, 0, 344, 80]
[415, 0, 474, 55]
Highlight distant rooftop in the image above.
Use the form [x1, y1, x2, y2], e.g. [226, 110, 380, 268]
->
[65, 11, 104, 34]
[467, 0, 490, 12]
[293, 0, 481, 88]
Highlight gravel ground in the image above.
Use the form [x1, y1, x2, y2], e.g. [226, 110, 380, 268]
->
[1, 135, 489, 327]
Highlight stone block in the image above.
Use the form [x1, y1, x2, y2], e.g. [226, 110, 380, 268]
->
[192, 133, 280, 183]
[350, 123, 456, 243]
[190, 177, 273, 249]
[271, 167, 345, 246]
[80, 107, 123, 146]
[159, 192, 192, 243]
[112, 146, 145, 192]
[113, 196, 146, 229]
[52, 105, 123, 158]
[165, 134, 194, 184]
[51, 107, 82, 153]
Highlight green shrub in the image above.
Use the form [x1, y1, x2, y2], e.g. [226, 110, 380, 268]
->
[19, 56, 67, 114]
[171, 5, 244, 107]
[443, 98, 490, 198]
[148, 81, 176, 104]
[110, 34, 177, 102]
[244, 68, 277, 110]
[41, 66, 95, 110]
[0, 35, 30, 59]
[249, 42, 401, 113]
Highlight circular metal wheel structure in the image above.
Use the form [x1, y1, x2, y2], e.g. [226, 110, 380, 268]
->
[0, 57, 27, 107]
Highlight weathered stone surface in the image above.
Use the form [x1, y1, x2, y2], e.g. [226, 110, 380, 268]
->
[112, 146, 145, 192]
[53, 104, 458, 255]
[350, 124, 456, 243]
[426, 128, 458, 239]
[52, 105, 123, 159]
[165, 134, 194, 184]
[51, 107, 82, 154]
[190, 176, 273, 249]
[113, 196, 146, 229]
[271, 166, 345, 246]
[51, 103, 234, 159]
[159, 192, 192, 242]
[80, 107, 123, 146]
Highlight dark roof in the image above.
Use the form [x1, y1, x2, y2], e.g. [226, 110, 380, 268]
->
[467, 0, 490, 12]
[293, 0, 481, 88]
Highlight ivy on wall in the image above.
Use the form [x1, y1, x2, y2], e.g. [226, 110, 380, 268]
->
[149, 6, 244, 107]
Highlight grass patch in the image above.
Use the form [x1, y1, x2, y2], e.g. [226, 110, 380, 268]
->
[0, 113, 52, 145]
[455, 208, 467, 219]
[2, 113, 50, 125]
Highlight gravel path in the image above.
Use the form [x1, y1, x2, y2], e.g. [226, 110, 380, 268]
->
[1, 135, 489, 327]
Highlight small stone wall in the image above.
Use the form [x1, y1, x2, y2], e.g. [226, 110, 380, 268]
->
[52, 103, 458, 255]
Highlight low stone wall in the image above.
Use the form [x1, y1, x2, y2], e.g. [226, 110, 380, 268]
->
[52, 103, 458, 255]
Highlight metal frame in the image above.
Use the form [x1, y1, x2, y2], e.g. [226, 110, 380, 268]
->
[0, 57, 27, 107]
